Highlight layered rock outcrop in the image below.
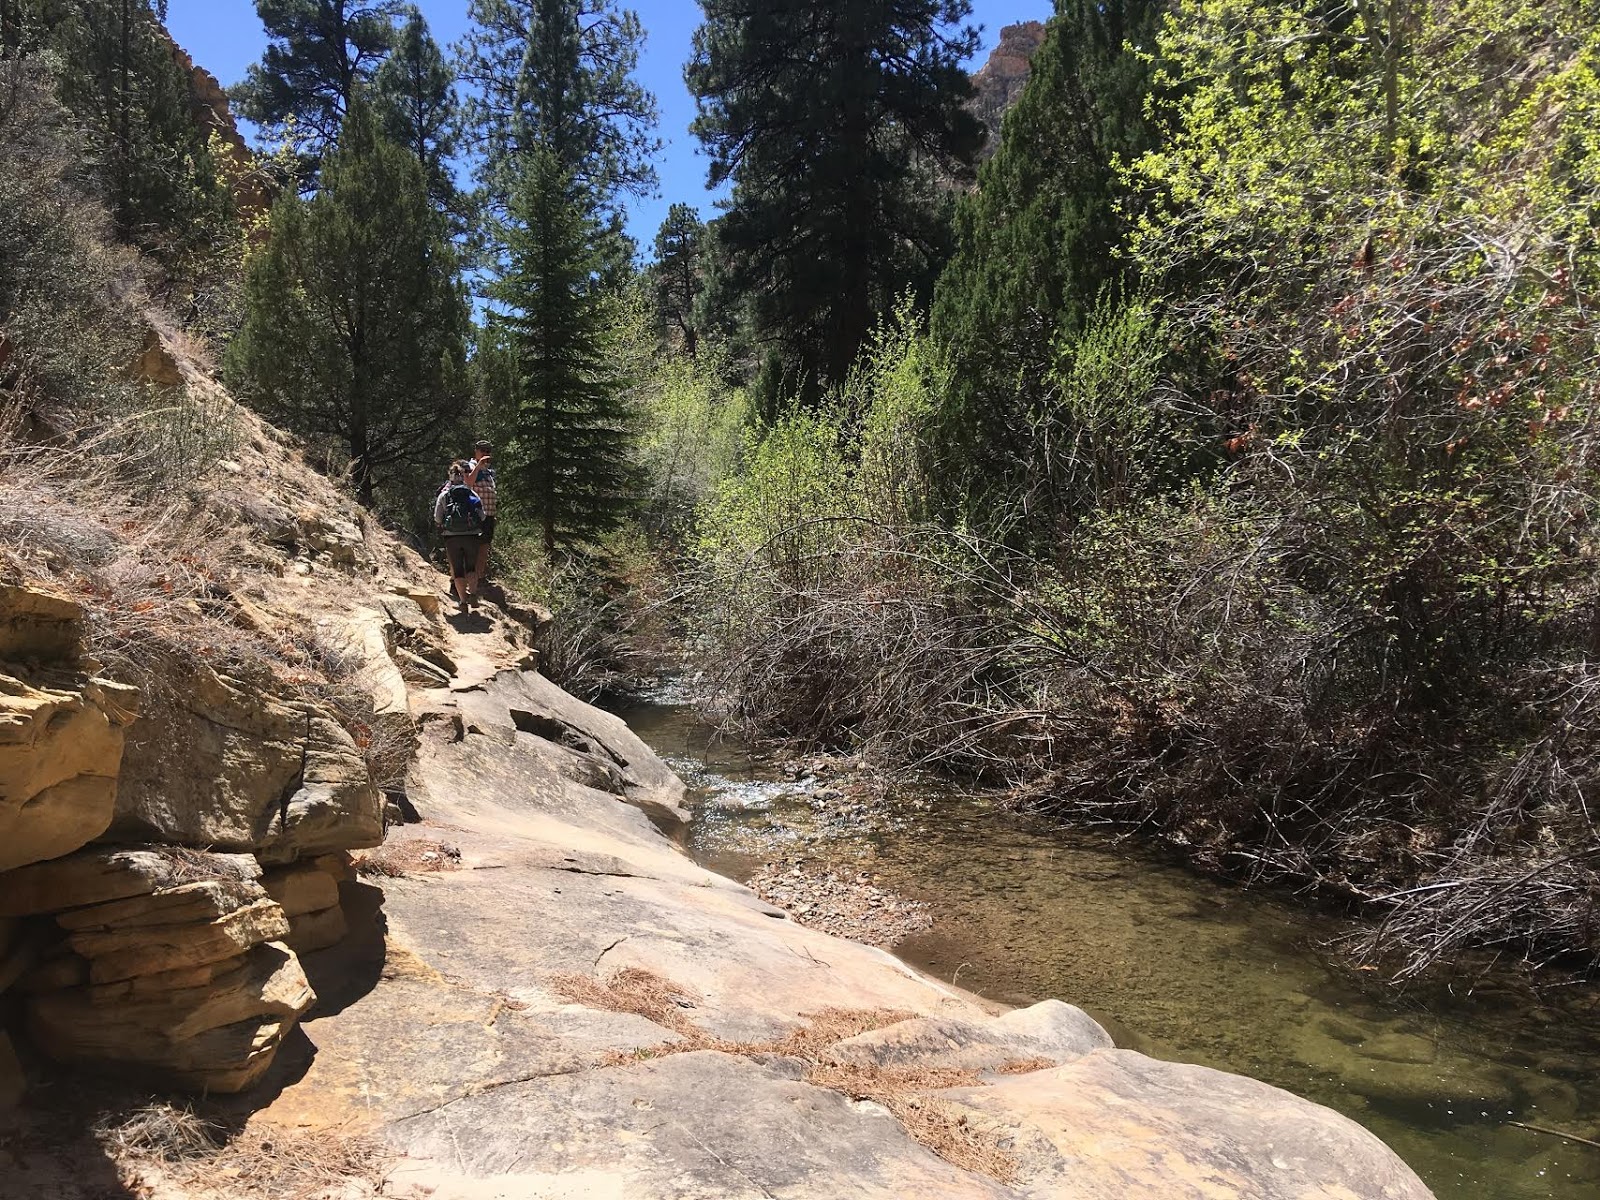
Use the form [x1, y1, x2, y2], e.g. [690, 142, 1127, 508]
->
[2, 847, 315, 1092]
[0, 586, 138, 873]
[0, 582, 363, 1098]
[112, 660, 382, 863]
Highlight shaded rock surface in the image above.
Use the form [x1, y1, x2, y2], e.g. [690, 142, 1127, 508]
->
[6, 847, 314, 1092]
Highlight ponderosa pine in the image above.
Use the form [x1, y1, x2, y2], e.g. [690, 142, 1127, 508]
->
[687, 0, 983, 404]
[226, 100, 467, 506]
[372, 4, 459, 219]
[235, 0, 401, 177]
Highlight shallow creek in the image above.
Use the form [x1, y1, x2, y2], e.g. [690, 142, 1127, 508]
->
[611, 692, 1600, 1200]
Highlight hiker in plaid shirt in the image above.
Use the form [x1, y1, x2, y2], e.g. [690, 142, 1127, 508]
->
[464, 440, 497, 583]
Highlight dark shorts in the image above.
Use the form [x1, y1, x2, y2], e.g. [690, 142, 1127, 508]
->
[444, 535, 478, 579]
[479, 516, 496, 544]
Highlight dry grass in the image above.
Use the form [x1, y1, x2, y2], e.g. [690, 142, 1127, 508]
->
[554, 967, 1021, 1182]
[96, 1104, 391, 1199]
[184, 1124, 390, 1198]
[94, 1101, 222, 1163]
[994, 1056, 1056, 1075]
[353, 839, 461, 879]
[805, 1061, 1018, 1184]
[158, 846, 261, 885]
[554, 967, 703, 1039]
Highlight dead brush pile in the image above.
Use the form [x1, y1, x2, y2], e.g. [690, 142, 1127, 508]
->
[96, 1102, 392, 1199]
[553, 966, 1021, 1182]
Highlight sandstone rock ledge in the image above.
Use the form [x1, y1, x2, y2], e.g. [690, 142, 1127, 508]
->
[232, 626, 1435, 1200]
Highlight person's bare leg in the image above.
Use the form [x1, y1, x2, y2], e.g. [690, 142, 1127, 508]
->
[475, 541, 490, 582]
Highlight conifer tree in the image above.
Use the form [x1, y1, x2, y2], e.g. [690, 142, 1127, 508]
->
[226, 100, 467, 507]
[458, 0, 657, 554]
[929, 0, 1165, 522]
[372, 4, 458, 216]
[487, 150, 643, 554]
[687, 0, 983, 398]
[236, 0, 401, 175]
[650, 203, 703, 359]
[47, 0, 229, 247]
[455, 0, 658, 215]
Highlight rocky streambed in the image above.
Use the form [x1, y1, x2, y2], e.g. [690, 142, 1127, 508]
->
[611, 692, 1600, 1200]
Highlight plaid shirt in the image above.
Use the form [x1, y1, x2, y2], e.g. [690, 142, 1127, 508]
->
[468, 462, 497, 516]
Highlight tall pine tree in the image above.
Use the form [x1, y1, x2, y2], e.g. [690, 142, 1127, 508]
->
[372, 4, 459, 217]
[650, 202, 703, 359]
[929, 0, 1166, 525]
[226, 100, 467, 507]
[458, 0, 657, 553]
[687, 0, 983, 401]
[455, 0, 657, 215]
[487, 150, 642, 553]
[235, 0, 401, 177]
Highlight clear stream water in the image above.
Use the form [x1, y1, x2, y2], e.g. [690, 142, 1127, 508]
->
[611, 692, 1600, 1200]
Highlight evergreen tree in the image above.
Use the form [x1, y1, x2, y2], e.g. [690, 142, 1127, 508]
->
[47, 0, 230, 248]
[235, 0, 401, 176]
[454, 0, 658, 215]
[486, 150, 643, 554]
[372, 4, 459, 217]
[929, 0, 1166, 524]
[458, 0, 657, 553]
[226, 100, 467, 507]
[687, 0, 983, 398]
[650, 202, 703, 358]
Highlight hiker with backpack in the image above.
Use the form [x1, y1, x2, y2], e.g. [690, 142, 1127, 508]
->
[434, 459, 485, 612]
[463, 440, 497, 585]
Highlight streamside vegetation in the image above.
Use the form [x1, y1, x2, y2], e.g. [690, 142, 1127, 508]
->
[671, 0, 1600, 982]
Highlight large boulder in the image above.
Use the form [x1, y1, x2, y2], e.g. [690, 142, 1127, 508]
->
[111, 660, 381, 862]
[13, 848, 315, 1093]
[936, 1048, 1435, 1199]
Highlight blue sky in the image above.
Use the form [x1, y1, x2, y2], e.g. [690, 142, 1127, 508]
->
[165, 0, 1050, 252]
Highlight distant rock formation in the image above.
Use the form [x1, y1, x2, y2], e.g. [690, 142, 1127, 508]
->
[971, 20, 1048, 155]
[164, 35, 272, 220]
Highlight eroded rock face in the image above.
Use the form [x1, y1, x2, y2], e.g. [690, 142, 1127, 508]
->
[13, 848, 314, 1092]
[971, 21, 1047, 153]
[29, 940, 312, 1092]
[112, 660, 381, 862]
[0, 587, 139, 874]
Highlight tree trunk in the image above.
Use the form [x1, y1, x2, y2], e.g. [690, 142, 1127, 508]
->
[116, 0, 132, 237]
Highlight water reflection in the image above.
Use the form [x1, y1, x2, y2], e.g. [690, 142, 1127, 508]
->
[611, 696, 1600, 1200]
